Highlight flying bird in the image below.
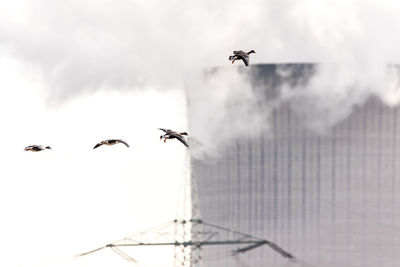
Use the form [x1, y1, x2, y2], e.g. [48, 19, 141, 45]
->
[24, 145, 52, 152]
[158, 128, 189, 147]
[93, 139, 130, 149]
[229, 50, 256, 66]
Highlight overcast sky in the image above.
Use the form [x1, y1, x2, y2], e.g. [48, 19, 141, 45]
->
[1, 0, 400, 266]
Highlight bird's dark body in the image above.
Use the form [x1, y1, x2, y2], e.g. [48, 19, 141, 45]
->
[93, 139, 129, 149]
[24, 145, 51, 152]
[229, 54, 248, 66]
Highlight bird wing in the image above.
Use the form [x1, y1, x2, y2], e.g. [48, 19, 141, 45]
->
[171, 133, 189, 147]
[233, 50, 245, 55]
[242, 55, 249, 66]
[116, 139, 130, 148]
[158, 128, 171, 133]
[93, 142, 103, 149]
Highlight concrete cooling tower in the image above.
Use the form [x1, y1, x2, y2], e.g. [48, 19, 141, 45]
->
[186, 64, 400, 267]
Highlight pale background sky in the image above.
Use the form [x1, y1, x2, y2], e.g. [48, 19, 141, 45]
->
[0, 54, 188, 267]
[1, 0, 400, 266]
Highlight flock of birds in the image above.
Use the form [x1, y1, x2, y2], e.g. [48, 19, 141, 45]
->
[23, 50, 256, 152]
[24, 128, 189, 151]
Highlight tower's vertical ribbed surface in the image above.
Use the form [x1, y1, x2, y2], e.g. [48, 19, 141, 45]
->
[187, 64, 400, 266]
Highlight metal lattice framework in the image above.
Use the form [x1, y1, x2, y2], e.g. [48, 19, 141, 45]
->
[76, 218, 296, 266]
[76, 153, 296, 266]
